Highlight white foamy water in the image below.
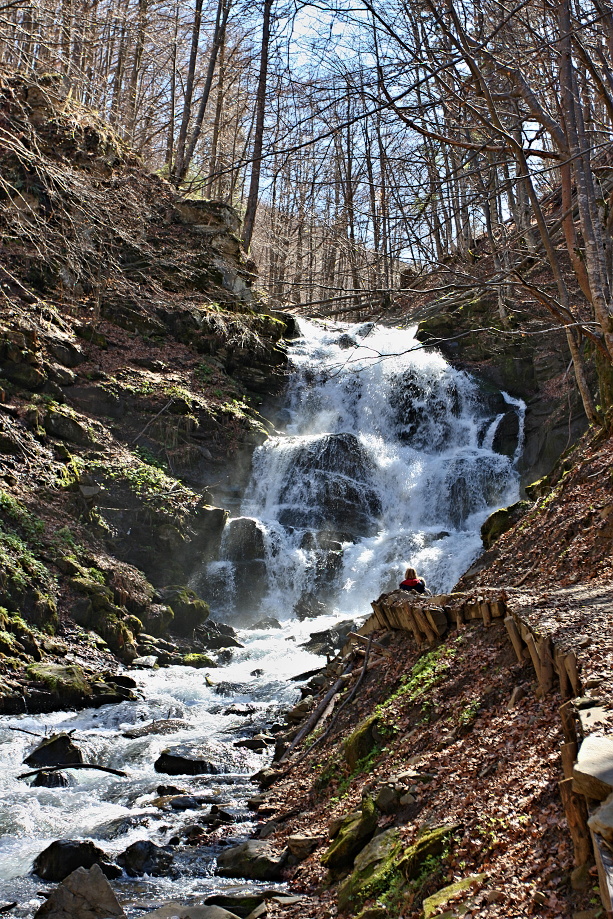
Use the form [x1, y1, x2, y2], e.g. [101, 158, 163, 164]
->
[208, 318, 523, 621]
[0, 318, 523, 914]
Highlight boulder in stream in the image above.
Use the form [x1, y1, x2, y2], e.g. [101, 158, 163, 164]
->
[31, 770, 72, 788]
[215, 840, 289, 881]
[117, 840, 176, 877]
[24, 733, 83, 768]
[33, 840, 121, 882]
[154, 744, 222, 776]
[33, 864, 125, 919]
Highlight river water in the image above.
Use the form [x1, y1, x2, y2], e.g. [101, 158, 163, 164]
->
[0, 319, 523, 914]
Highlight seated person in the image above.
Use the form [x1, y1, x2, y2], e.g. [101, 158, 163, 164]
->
[399, 566, 427, 594]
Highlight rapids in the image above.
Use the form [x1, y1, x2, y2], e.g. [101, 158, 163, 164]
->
[0, 319, 523, 915]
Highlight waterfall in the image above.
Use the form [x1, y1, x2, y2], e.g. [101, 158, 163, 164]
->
[202, 319, 524, 623]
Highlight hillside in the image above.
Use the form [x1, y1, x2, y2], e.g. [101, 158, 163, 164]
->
[0, 73, 295, 711]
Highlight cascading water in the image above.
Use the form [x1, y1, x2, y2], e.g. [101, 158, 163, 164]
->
[203, 318, 524, 622]
[0, 318, 523, 916]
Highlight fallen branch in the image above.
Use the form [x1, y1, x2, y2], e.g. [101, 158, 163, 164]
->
[279, 659, 354, 763]
[347, 631, 393, 658]
[293, 635, 375, 766]
[8, 726, 42, 737]
[131, 399, 175, 444]
[18, 763, 127, 779]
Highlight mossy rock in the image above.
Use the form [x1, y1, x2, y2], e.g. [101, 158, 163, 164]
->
[69, 576, 115, 612]
[399, 824, 459, 879]
[338, 828, 403, 911]
[320, 797, 378, 875]
[337, 824, 459, 914]
[160, 586, 210, 635]
[26, 663, 92, 704]
[423, 874, 486, 918]
[344, 714, 381, 770]
[480, 500, 531, 549]
[182, 653, 218, 668]
[43, 407, 96, 446]
[524, 475, 550, 501]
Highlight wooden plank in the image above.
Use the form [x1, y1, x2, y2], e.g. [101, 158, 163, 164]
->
[413, 606, 437, 644]
[425, 607, 448, 637]
[504, 617, 524, 663]
[559, 776, 592, 866]
[489, 599, 506, 618]
[481, 601, 492, 628]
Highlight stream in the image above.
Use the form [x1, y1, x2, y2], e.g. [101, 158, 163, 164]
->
[0, 319, 524, 915]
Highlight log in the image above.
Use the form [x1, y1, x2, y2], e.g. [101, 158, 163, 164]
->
[559, 700, 579, 745]
[561, 741, 579, 779]
[537, 636, 554, 693]
[504, 617, 524, 663]
[554, 647, 571, 698]
[19, 763, 127, 779]
[559, 776, 592, 866]
[565, 651, 581, 697]
[280, 664, 352, 762]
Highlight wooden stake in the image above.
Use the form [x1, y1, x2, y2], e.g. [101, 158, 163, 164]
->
[525, 634, 542, 683]
[565, 651, 581, 697]
[537, 636, 554, 693]
[561, 740, 578, 779]
[454, 605, 465, 629]
[554, 647, 571, 698]
[559, 700, 578, 745]
[559, 776, 592, 867]
[413, 606, 437, 643]
[504, 616, 524, 663]
[481, 602, 492, 627]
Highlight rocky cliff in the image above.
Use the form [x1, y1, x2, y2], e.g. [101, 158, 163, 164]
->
[0, 73, 295, 711]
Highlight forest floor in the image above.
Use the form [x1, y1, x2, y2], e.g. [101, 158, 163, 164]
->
[250, 425, 613, 919]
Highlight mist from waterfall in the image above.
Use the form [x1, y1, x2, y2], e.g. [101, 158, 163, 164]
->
[204, 319, 524, 623]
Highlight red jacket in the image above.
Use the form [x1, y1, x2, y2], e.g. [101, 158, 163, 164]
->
[399, 577, 426, 593]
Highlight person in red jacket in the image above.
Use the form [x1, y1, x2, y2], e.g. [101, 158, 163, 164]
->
[399, 566, 427, 594]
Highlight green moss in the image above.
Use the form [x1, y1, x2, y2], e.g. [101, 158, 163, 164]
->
[182, 652, 218, 668]
[344, 715, 381, 770]
[321, 797, 378, 875]
[26, 662, 91, 697]
[422, 874, 486, 918]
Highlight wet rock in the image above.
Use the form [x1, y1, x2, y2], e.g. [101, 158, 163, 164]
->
[224, 703, 256, 716]
[286, 697, 313, 724]
[276, 432, 382, 538]
[234, 734, 275, 753]
[320, 797, 378, 875]
[117, 840, 175, 877]
[33, 864, 125, 919]
[33, 839, 122, 882]
[251, 767, 281, 789]
[122, 719, 191, 739]
[24, 733, 83, 768]
[132, 654, 158, 668]
[159, 586, 210, 635]
[248, 617, 282, 630]
[154, 744, 222, 776]
[300, 619, 357, 656]
[216, 840, 289, 881]
[31, 770, 72, 788]
[181, 653, 218, 668]
[293, 594, 329, 621]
